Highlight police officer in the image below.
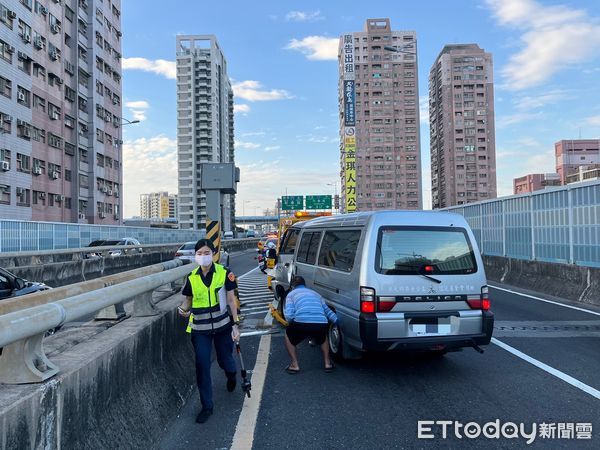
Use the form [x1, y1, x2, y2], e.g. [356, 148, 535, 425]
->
[177, 239, 240, 424]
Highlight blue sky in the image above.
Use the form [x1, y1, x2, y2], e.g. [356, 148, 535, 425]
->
[120, 0, 600, 217]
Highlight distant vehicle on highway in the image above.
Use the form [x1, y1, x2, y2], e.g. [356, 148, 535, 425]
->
[84, 238, 143, 258]
[0, 267, 51, 301]
[245, 229, 256, 238]
[271, 211, 493, 360]
[108, 238, 143, 257]
[174, 241, 230, 266]
[84, 239, 120, 259]
[223, 231, 234, 240]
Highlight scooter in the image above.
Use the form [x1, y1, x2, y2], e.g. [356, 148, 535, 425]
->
[256, 248, 267, 273]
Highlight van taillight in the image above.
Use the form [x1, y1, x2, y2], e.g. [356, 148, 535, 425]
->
[360, 286, 376, 313]
[175, 252, 183, 257]
[467, 286, 490, 310]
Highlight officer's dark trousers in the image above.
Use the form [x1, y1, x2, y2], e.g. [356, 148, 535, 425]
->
[191, 328, 237, 410]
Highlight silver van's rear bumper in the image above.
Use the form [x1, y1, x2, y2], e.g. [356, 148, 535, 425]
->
[358, 310, 494, 352]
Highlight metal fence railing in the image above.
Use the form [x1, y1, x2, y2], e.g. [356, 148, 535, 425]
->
[444, 179, 600, 268]
[0, 221, 204, 252]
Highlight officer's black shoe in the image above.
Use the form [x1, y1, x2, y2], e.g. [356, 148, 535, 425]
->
[196, 408, 213, 424]
[227, 377, 237, 392]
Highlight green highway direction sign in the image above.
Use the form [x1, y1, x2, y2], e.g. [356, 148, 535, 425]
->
[306, 195, 332, 210]
[281, 196, 304, 211]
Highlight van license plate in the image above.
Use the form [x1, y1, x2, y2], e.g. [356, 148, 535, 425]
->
[410, 319, 452, 335]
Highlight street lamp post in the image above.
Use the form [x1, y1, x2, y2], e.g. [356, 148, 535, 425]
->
[121, 118, 140, 126]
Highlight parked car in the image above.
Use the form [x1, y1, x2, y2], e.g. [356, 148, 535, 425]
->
[174, 241, 230, 266]
[108, 238, 143, 257]
[0, 267, 51, 301]
[271, 211, 493, 360]
[223, 231, 234, 240]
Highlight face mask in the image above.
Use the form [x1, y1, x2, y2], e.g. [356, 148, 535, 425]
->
[195, 254, 213, 267]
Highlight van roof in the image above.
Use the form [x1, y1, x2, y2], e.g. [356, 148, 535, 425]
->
[297, 210, 468, 229]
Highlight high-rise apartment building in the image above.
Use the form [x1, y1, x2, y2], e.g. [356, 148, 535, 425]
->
[0, 0, 123, 223]
[555, 139, 599, 184]
[429, 44, 497, 208]
[339, 18, 422, 212]
[176, 35, 235, 231]
[139, 191, 177, 220]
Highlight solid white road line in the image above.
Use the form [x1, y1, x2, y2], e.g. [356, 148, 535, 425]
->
[490, 284, 600, 317]
[230, 333, 272, 450]
[491, 338, 600, 400]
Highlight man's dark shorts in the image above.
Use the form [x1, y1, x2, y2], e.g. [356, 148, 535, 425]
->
[286, 321, 328, 346]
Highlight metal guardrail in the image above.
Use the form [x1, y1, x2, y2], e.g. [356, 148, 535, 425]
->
[0, 260, 192, 384]
[444, 179, 600, 268]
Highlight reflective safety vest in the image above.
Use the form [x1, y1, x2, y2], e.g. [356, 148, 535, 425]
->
[186, 264, 231, 334]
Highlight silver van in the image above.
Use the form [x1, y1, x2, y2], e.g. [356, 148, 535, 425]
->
[271, 211, 493, 359]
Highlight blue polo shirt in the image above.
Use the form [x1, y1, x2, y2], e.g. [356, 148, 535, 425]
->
[284, 285, 338, 324]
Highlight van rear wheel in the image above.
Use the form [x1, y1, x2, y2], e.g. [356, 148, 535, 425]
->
[328, 322, 361, 361]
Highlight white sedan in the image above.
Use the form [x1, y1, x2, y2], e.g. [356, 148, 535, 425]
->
[174, 242, 230, 266]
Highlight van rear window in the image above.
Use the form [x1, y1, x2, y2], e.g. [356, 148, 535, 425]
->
[375, 226, 477, 275]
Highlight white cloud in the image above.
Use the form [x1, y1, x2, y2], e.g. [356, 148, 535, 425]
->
[234, 104, 250, 114]
[125, 100, 150, 122]
[286, 36, 339, 61]
[122, 136, 177, 216]
[232, 80, 294, 102]
[242, 131, 266, 137]
[496, 111, 544, 128]
[513, 89, 572, 110]
[264, 146, 281, 152]
[235, 140, 261, 150]
[125, 101, 150, 109]
[122, 57, 176, 79]
[585, 115, 600, 127]
[419, 96, 429, 125]
[486, 0, 600, 90]
[285, 11, 324, 22]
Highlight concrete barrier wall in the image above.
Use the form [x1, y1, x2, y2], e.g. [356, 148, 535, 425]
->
[5, 248, 180, 288]
[483, 255, 599, 307]
[0, 239, 259, 288]
[0, 295, 195, 450]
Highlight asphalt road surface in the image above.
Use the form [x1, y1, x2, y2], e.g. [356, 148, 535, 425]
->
[159, 251, 600, 449]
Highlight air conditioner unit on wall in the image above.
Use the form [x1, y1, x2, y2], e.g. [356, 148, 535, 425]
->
[17, 92, 26, 102]
[39, 192, 46, 199]
[8, 10, 16, 19]
[51, 171, 58, 179]
[33, 166, 42, 175]
[1, 161, 9, 171]
[99, 212, 106, 218]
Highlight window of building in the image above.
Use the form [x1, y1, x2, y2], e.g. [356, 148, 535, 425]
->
[0, 75, 11, 98]
[16, 153, 30, 172]
[0, 39, 13, 63]
[48, 133, 62, 148]
[96, 128, 104, 142]
[16, 85, 30, 107]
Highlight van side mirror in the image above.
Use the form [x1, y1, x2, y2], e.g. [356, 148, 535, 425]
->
[14, 278, 26, 290]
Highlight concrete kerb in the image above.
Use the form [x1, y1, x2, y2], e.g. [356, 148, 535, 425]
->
[0, 292, 195, 450]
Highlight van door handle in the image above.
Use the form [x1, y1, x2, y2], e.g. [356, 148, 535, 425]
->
[314, 281, 339, 294]
[284, 263, 290, 267]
